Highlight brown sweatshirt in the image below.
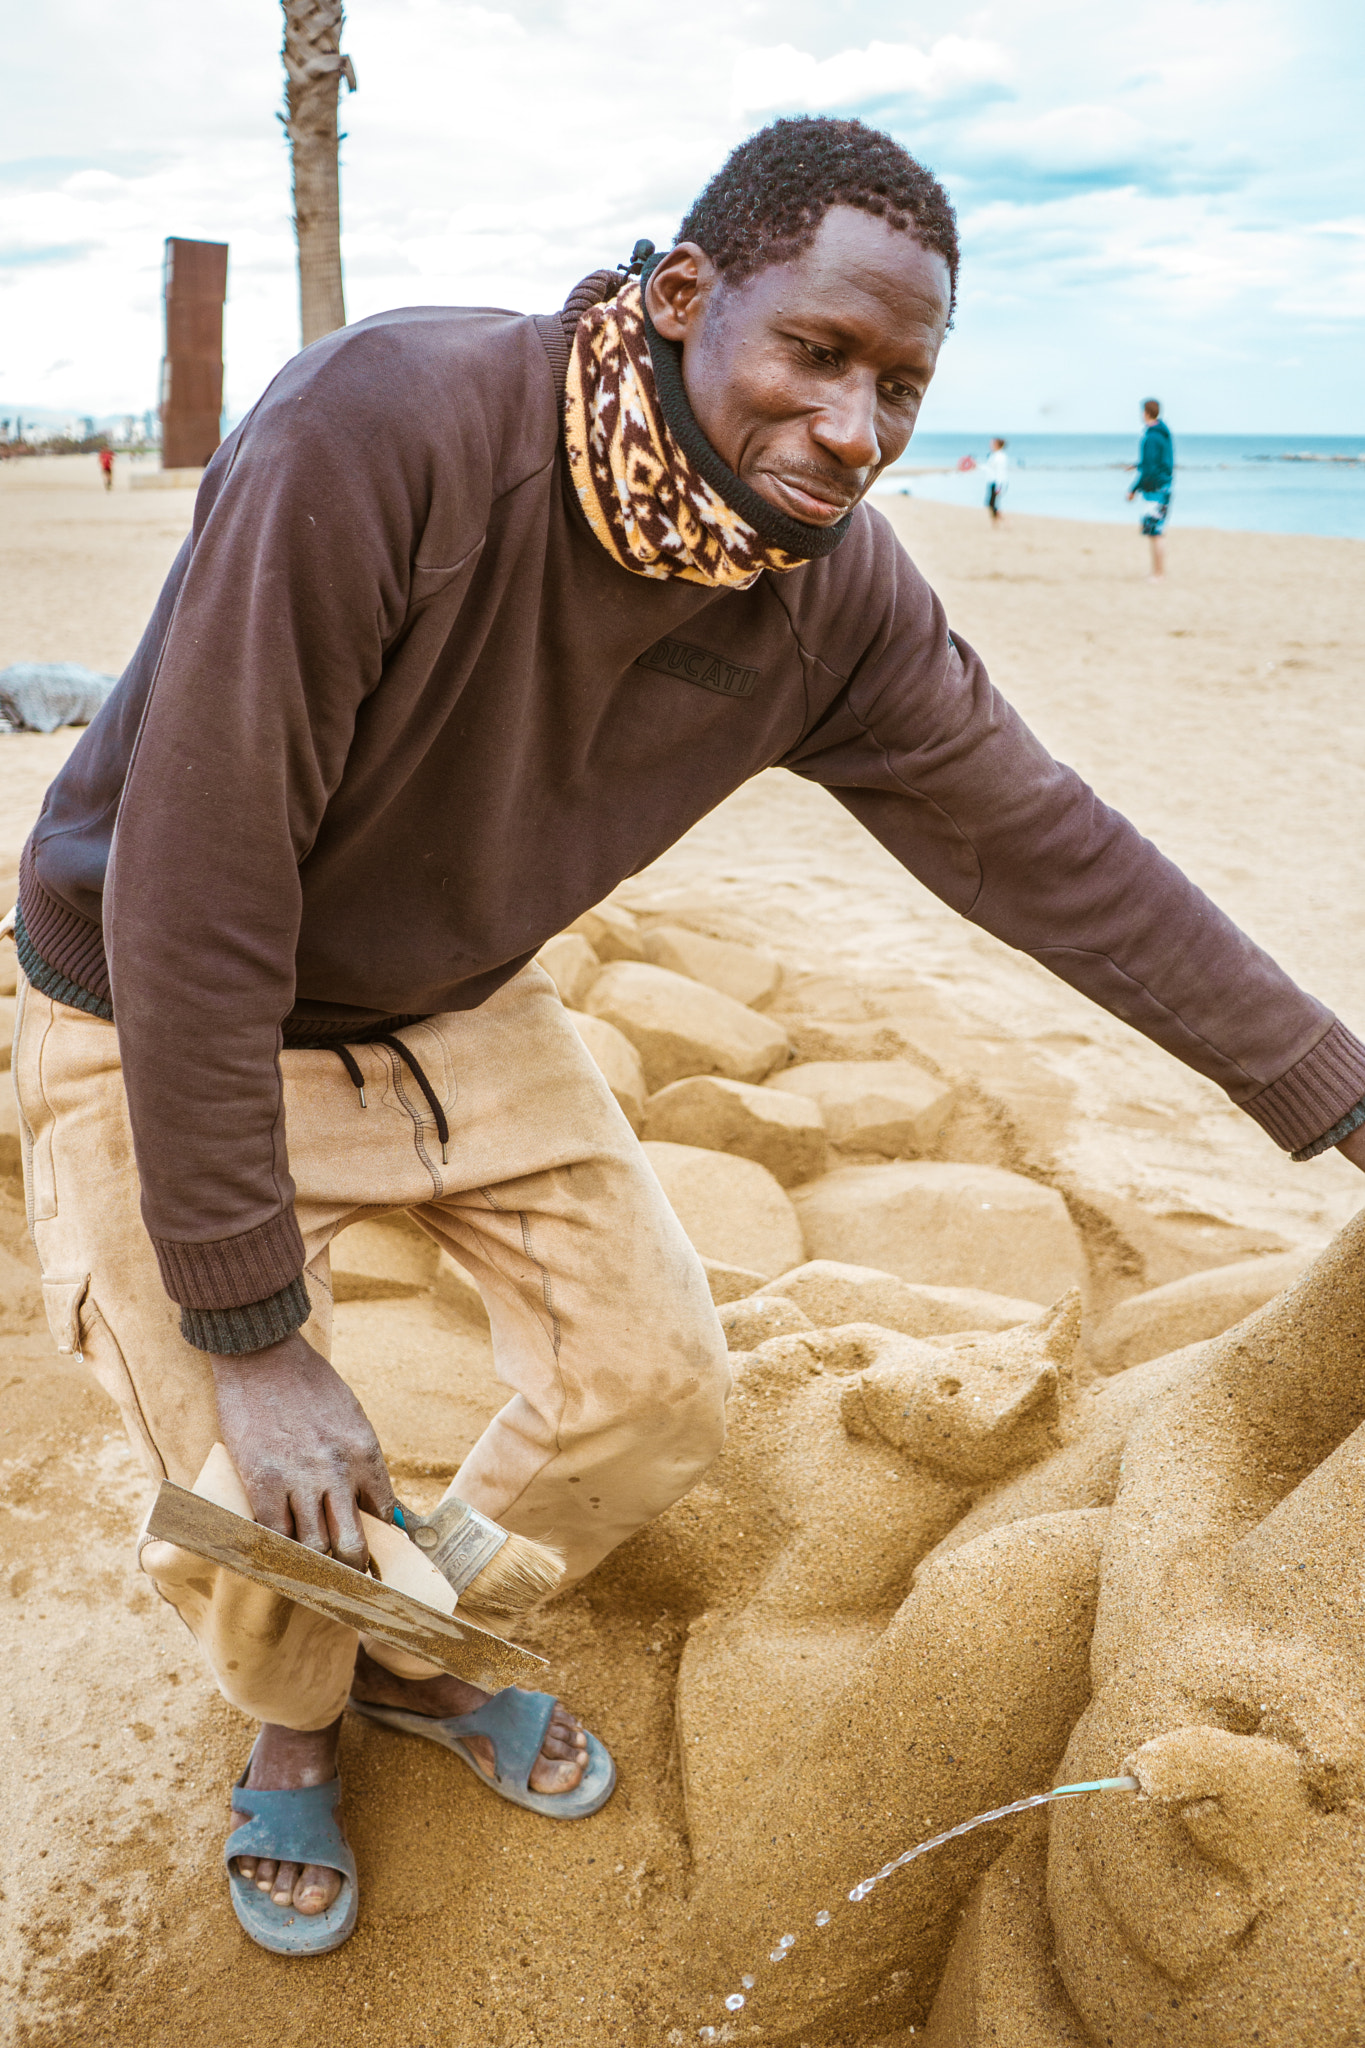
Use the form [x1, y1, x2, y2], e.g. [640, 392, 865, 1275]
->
[20, 290, 1365, 1354]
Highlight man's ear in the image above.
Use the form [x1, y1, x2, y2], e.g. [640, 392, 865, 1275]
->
[644, 242, 716, 342]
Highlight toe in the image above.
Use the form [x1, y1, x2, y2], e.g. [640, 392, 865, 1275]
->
[541, 1726, 583, 1761]
[529, 1750, 587, 1795]
[542, 1707, 582, 1752]
[526, 1700, 590, 1793]
[271, 1860, 301, 1905]
[294, 1862, 342, 1915]
[540, 1710, 588, 1764]
[253, 1857, 278, 1893]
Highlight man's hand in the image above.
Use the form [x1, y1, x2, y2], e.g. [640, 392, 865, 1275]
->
[1337, 1125, 1365, 1174]
[210, 1330, 396, 1571]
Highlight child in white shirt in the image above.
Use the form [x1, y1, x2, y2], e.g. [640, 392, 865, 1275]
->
[985, 437, 1008, 520]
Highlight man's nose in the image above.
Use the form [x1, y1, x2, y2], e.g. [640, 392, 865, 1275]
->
[810, 376, 881, 474]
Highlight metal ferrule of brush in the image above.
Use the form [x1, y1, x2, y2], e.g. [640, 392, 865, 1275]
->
[407, 1496, 510, 1597]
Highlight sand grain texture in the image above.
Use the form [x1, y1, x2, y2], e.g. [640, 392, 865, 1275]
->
[2, 460, 1363, 2045]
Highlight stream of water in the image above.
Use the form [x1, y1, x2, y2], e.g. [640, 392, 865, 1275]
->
[696, 1775, 1141, 2040]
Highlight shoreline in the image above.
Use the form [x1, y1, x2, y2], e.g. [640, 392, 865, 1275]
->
[5, 448, 1363, 544]
[871, 484, 1365, 543]
[874, 428, 1365, 541]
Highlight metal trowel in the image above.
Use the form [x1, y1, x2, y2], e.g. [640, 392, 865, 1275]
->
[142, 1447, 547, 1693]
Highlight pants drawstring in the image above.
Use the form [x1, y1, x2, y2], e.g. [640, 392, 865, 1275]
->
[334, 1046, 367, 1107]
[333, 1035, 450, 1163]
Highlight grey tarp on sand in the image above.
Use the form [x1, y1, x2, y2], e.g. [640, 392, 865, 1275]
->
[0, 662, 116, 733]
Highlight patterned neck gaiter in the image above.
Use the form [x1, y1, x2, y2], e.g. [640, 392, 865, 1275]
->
[563, 274, 854, 589]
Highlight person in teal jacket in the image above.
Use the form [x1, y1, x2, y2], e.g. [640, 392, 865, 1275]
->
[1127, 398, 1174, 580]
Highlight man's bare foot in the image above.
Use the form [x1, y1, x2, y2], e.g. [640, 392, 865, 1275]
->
[231, 1716, 348, 1917]
[351, 1645, 589, 1793]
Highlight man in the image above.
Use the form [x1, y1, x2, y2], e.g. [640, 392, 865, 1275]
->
[984, 436, 1008, 520]
[98, 446, 114, 491]
[12, 115, 1365, 1953]
[1128, 397, 1173, 579]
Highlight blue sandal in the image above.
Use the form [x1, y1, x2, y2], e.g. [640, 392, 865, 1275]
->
[349, 1686, 616, 1819]
[225, 1752, 358, 1955]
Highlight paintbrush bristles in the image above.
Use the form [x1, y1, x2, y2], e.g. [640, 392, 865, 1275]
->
[404, 1491, 567, 1618]
[461, 1528, 566, 1617]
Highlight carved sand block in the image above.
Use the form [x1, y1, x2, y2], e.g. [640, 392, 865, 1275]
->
[676, 1221, 1365, 2042]
[1047, 1210, 1365, 2047]
[684, 1508, 1108, 2043]
[677, 1302, 1089, 1908]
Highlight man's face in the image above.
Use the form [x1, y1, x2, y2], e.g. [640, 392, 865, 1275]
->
[645, 206, 953, 529]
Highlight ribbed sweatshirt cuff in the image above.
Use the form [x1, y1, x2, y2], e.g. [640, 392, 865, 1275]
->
[1241, 1019, 1365, 1153]
[17, 842, 112, 1018]
[180, 1277, 312, 1355]
[152, 1208, 307, 1310]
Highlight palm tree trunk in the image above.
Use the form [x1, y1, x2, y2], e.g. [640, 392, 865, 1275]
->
[281, 0, 355, 347]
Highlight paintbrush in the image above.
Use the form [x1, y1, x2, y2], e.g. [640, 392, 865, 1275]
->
[184, 1442, 565, 1620]
[396, 1490, 565, 1619]
[142, 1446, 549, 1692]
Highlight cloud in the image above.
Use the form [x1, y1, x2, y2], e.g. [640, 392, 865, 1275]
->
[0, 153, 167, 191]
[0, 240, 100, 269]
[946, 104, 1165, 193]
[731, 34, 1013, 119]
[2, 0, 1362, 430]
[939, 104, 1255, 202]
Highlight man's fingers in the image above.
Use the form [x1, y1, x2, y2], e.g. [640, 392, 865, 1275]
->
[210, 1334, 393, 1562]
[244, 1476, 294, 1540]
[356, 1458, 398, 1529]
[324, 1488, 370, 1572]
[289, 1489, 332, 1556]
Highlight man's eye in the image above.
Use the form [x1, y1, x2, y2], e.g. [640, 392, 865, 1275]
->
[800, 340, 839, 366]
[882, 380, 918, 403]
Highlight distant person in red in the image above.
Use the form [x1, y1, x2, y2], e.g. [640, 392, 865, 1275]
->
[98, 448, 114, 492]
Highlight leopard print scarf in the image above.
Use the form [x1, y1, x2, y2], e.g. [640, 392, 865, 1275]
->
[563, 276, 811, 590]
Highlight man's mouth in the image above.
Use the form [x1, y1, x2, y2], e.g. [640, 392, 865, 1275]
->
[757, 470, 863, 527]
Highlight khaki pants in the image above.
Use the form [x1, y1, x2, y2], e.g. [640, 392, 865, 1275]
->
[13, 965, 729, 1730]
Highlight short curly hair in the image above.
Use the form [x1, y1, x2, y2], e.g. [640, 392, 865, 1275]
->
[677, 114, 959, 311]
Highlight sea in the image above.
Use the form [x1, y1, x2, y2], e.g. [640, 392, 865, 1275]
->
[872, 433, 1365, 541]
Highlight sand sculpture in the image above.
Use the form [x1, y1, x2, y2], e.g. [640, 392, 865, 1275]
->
[670, 1218, 1365, 2045]
[3, 882, 1361, 2042]
[549, 900, 1364, 2045]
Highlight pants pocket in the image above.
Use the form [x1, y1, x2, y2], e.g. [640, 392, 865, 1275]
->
[75, 1292, 166, 1480]
[12, 979, 57, 1225]
[42, 1273, 89, 1356]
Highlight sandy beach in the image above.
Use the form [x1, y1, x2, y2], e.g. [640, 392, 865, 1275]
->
[2, 454, 1362, 2045]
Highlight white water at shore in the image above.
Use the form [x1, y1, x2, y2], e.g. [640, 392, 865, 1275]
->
[876, 432, 1365, 539]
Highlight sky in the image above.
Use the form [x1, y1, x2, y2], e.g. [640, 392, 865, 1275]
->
[5, 0, 1363, 434]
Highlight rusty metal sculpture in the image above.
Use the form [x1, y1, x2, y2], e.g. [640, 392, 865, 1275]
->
[160, 237, 228, 471]
[281, 0, 356, 347]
